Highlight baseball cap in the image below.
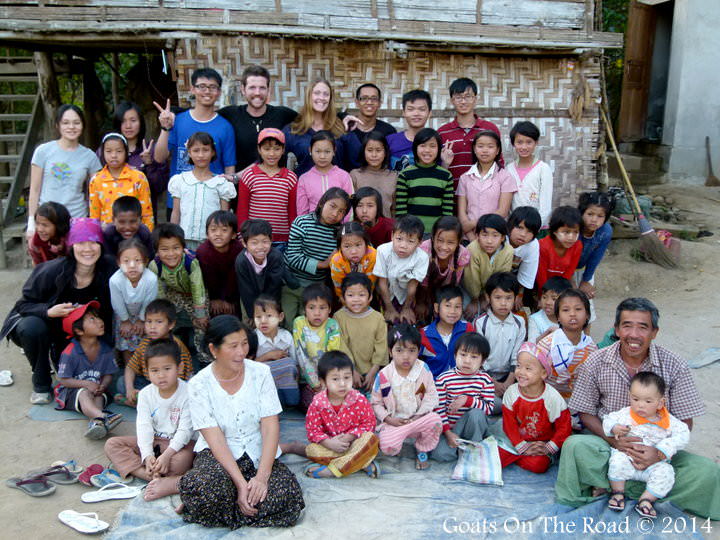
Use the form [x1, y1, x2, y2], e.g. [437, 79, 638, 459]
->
[257, 127, 285, 145]
[62, 301, 101, 337]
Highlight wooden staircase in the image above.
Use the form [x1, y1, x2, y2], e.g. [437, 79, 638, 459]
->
[0, 53, 43, 231]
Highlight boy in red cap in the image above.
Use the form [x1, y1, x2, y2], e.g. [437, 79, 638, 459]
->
[55, 301, 121, 439]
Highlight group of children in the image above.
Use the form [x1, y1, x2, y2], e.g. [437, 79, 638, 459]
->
[28, 89, 686, 520]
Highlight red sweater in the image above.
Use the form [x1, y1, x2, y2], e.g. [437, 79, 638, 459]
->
[364, 216, 394, 248]
[305, 389, 376, 443]
[535, 235, 582, 291]
[236, 164, 298, 242]
[501, 383, 572, 455]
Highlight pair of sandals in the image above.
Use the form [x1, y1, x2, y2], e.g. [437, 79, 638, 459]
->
[608, 491, 657, 519]
[6, 463, 81, 497]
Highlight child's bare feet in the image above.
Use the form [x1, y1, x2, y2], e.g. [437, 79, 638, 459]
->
[280, 441, 307, 457]
[174, 503, 184, 515]
[144, 476, 180, 501]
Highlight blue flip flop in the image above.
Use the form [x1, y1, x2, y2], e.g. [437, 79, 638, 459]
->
[416, 452, 430, 470]
[304, 464, 330, 478]
[363, 461, 381, 478]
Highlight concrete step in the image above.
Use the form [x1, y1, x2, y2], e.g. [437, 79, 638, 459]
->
[607, 152, 664, 179]
[609, 170, 666, 187]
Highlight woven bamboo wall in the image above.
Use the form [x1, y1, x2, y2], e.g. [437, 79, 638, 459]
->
[175, 36, 601, 205]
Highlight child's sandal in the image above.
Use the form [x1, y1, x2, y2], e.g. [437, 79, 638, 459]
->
[84, 418, 107, 440]
[607, 491, 625, 511]
[304, 464, 330, 479]
[634, 498, 657, 519]
[363, 461, 381, 478]
[415, 452, 430, 470]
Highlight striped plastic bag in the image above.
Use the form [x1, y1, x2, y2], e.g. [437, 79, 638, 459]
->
[451, 436, 504, 486]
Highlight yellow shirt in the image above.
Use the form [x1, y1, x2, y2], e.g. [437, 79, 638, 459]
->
[89, 164, 154, 230]
[462, 240, 514, 299]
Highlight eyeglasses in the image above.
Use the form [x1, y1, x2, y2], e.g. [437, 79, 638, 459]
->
[358, 96, 380, 103]
[194, 84, 220, 92]
[452, 93, 477, 103]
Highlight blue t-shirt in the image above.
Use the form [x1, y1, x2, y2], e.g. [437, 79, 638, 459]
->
[55, 339, 118, 406]
[577, 222, 612, 282]
[167, 111, 236, 208]
[387, 131, 414, 172]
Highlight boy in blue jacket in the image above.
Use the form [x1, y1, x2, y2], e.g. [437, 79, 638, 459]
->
[419, 286, 473, 378]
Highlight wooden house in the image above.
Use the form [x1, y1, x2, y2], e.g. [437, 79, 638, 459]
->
[0, 0, 622, 230]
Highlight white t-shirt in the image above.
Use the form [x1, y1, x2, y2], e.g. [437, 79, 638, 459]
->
[31, 140, 102, 218]
[188, 360, 282, 465]
[136, 379, 194, 463]
[527, 310, 556, 343]
[512, 239, 539, 290]
[373, 242, 429, 304]
[168, 171, 237, 242]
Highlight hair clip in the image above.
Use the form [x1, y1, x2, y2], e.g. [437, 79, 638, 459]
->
[394, 331, 402, 340]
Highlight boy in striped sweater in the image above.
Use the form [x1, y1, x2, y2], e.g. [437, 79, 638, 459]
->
[431, 333, 495, 462]
[395, 128, 454, 232]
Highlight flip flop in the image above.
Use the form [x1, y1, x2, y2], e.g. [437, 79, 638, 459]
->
[0, 370, 12, 386]
[51, 460, 84, 474]
[79, 464, 104, 487]
[364, 460, 381, 478]
[81, 482, 141, 503]
[304, 464, 330, 478]
[90, 469, 123, 488]
[29, 464, 79, 485]
[58, 510, 109, 534]
[415, 452, 430, 470]
[6, 475, 56, 497]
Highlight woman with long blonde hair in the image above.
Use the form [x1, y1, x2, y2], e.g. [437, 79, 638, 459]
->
[283, 79, 361, 176]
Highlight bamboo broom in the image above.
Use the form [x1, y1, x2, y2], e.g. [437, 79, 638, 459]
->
[600, 107, 678, 269]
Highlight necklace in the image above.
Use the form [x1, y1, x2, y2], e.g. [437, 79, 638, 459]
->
[250, 117, 263, 133]
[213, 364, 243, 382]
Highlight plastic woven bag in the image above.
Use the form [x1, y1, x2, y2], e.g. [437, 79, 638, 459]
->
[451, 436, 503, 486]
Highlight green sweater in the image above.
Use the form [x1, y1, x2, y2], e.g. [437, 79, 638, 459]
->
[395, 163, 454, 232]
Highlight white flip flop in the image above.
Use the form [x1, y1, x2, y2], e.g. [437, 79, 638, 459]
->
[81, 482, 141, 503]
[58, 510, 109, 534]
[0, 370, 13, 386]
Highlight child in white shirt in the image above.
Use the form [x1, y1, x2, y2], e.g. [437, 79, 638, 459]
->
[105, 338, 195, 498]
[373, 214, 429, 324]
[527, 277, 571, 342]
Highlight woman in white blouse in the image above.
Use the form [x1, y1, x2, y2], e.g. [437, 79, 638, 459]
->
[177, 315, 304, 529]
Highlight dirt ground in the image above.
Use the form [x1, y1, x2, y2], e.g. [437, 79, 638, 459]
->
[0, 184, 719, 539]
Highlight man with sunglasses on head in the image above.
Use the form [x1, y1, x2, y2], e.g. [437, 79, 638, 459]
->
[154, 68, 236, 219]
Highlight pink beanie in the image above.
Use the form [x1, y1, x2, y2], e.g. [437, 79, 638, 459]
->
[67, 217, 104, 247]
[518, 341, 552, 375]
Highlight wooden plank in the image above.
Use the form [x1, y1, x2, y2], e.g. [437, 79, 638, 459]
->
[184, 0, 274, 9]
[280, 0, 374, 18]
[330, 15, 379, 30]
[480, 0, 585, 28]
[392, 0, 476, 23]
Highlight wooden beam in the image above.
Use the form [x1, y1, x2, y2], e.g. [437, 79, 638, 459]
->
[32, 51, 59, 137]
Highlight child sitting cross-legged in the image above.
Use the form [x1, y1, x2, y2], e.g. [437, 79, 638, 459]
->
[149, 223, 209, 368]
[431, 333, 495, 462]
[419, 285, 473, 379]
[372, 324, 442, 470]
[252, 295, 299, 408]
[499, 342, 572, 473]
[105, 338, 195, 499]
[118, 299, 193, 407]
[527, 277, 571, 343]
[293, 283, 351, 410]
[373, 214, 429, 324]
[474, 272, 526, 412]
[333, 273, 388, 393]
[463, 213, 514, 319]
[304, 351, 380, 479]
[54, 302, 121, 440]
[602, 372, 689, 518]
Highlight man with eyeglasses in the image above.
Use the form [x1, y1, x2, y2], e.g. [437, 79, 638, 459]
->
[349, 83, 397, 145]
[438, 78, 502, 183]
[219, 65, 298, 173]
[154, 67, 236, 219]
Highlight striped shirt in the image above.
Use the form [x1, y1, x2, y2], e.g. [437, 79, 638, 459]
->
[285, 213, 340, 283]
[434, 367, 495, 431]
[395, 163, 454, 231]
[127, 335, 193, 381]
[438, 117, 503, 181]
[236, 165, 298, 242]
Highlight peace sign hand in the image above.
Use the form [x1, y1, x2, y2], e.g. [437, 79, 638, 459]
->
[153, 99, 175, 130]
[140, 139, 154, 165]
[441, 140, 455, 166]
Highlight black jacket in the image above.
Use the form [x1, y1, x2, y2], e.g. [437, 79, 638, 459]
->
[1, 255, 118, 343]
[235, 247, 284, 318]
